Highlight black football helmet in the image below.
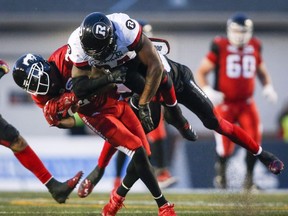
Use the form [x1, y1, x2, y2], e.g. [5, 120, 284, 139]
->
[227, 13, 253, 47]
[13, 54, 51, 95]
[79, 12, 117, 60]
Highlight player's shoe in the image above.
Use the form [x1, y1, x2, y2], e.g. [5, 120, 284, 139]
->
[78, 178, 94, 198]
[179, 121, 198, 141]
[102, 190, 125, 216]
[48, 171, 83, 203]
[164, 105, 198, 141]
[157, 169, 177, 189]
[158, 203, 177, 216]
[257, 150, 284, 175]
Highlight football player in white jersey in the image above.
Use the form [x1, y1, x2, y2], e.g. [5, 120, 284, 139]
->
[68, 12, 197, 142]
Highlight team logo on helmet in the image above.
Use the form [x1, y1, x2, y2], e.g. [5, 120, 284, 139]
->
[92, 22, 110, 39]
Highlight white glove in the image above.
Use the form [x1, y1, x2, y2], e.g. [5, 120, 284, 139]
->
[202, 85, 224, 106]
[263, 84, 278, 104]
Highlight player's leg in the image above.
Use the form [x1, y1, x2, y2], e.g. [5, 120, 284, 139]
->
[159, 72, 198, 141]
[97, 103, 176, 215]
[238, 102, 262, 190]
[114, 151, 127, 188]
[0, 115, 82, 203]
[213, 132, 234, 189]
[147, 116, 177, 188]
[212, 103, 236, 189]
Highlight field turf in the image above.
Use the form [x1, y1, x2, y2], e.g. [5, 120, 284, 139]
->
[0, 190, 287, 215]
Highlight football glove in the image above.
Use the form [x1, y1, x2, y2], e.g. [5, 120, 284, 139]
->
[44, 98, 60, 126]
[107, 66, 127, 84]
[57, 92, 78, 117]
[138, 103, 154, 133]
[202, 85, 224, 106]
[43, 92, 79, 126]
[263, 84, 278, 104]
[0, 59, 9, 79]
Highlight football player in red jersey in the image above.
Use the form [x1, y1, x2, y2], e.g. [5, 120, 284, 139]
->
[0, 59, 83, 204]
[12, 46, 177, 216]
[196, 13, 278, 190]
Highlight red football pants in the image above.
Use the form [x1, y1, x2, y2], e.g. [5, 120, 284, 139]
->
[79, 100, 151, 168]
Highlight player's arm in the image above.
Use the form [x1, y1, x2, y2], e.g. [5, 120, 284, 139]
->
[71, 65, 126, 99]
[195, 57, 215, 87]
[136, 34, 164, 106]
[257, 62, 278, 103]
[195, 56, 224, 106]
[195, 40, 225, 106]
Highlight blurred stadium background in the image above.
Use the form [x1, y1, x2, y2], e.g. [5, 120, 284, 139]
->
[0, 0, 288, 191]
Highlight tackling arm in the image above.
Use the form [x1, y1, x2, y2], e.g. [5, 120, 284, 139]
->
[136, 34, 164, 106]
[71, 65, 126, 99]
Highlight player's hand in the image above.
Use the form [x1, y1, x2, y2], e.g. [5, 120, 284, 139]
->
[263, 84, 278, 104]
[138, 103, 154, 133]
[43, 98, 60, 126]
[107, 66, 127, 83]
[0, 59, 10, 78]
[202, 85, 224, 106]
[57, 92, 78, 117]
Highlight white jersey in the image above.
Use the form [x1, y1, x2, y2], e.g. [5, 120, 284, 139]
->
[67, 12, 171, 93]
[68, 13, 141, 69]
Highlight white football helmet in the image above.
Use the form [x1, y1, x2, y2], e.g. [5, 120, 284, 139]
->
[227, 13, 253, 47]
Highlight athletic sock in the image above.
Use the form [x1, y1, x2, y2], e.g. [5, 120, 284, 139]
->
[14, 145, 52, 184]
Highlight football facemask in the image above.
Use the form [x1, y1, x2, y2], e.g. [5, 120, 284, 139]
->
[24, 61, 50, 95]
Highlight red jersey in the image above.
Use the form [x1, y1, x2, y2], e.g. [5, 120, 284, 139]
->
[206, 36, 263, 102]
[31, 45, 119, 116]
[31, 45, 73, 108]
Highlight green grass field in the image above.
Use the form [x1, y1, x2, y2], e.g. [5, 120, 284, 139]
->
[0, 191, 287, 215]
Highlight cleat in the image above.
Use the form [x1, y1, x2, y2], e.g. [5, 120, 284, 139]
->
[78, 165, 105, 198]
[156, 169, 177, 189]
[164, 105, 197, 141]
[257, 150, 284, 175]
[178, 121, 198, 141]
[102, 190, 125, 216]
[78, 178, 94, 198]
[158, 203, 177, 216]
[49, 171, 83, 203]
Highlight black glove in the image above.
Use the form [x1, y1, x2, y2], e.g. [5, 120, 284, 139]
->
[138, 103, 154, 133]
[107, 66, 127, 84]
